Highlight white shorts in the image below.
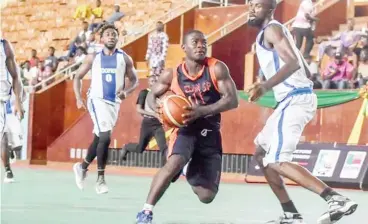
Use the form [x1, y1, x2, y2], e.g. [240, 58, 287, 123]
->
[254, 93, 317, 166]
[0, 102, 5, 139]
[87, 98, 120, 136]
[4, 113, 23, 148]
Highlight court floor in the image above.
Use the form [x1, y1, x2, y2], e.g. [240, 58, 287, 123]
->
[1, 167, 367, 224]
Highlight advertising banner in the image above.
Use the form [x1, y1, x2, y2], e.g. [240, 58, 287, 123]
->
[245, 143, 368, 190]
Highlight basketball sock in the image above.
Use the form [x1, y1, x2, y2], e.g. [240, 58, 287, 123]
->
[4, 164, 11, 172]
[320, 187, 341, 201]
[281, 200, 298, 214]
[82, 135, 99, 169]
[97, 169, 105, 177]
[96, 132, 111, 177]
[143, 203, 154, 211]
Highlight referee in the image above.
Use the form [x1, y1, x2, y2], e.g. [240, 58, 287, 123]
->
[120, 76, 167, 163]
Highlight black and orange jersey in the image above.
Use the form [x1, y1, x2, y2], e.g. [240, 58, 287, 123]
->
[170, 57, 222, 129]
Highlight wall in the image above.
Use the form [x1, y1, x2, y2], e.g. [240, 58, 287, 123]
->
[45, 80, 368, 162]
[194, 5, 248, 35]
[314, 0, 347, 36]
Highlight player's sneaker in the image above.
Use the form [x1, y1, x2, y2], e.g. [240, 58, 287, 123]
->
[95, 175, 108, 194]
[136, 210, 153, 224]
[9, 150, 17, 164]
[4, 170, 15, 183]
[73, 162, 87, 190]
[266, 212, 305, 224]
[317, 195, 358, 224]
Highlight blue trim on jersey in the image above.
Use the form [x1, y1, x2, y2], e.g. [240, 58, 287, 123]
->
[90, 99, 101, 133]
[100, 52, 117, 102]
[275, 100, 291, 162]
[5, 100, 12, 114]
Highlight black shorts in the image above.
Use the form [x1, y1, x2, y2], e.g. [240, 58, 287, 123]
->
[168, 126, 222, 192]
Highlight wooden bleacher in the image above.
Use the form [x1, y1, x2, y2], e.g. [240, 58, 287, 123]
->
[1, 0, 182, 62]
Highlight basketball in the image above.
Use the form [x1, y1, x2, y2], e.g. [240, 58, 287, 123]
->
[161, 94, 191, 128]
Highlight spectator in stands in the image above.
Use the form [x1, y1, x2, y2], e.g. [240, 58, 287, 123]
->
[73, 4, 92, 21]
[305, 55, 322, 89]
[44, 47, 58, 73]
[86, 32, 103, 54]
[29, 49, 39, 68]
[357, 48, 368, 87]
[322, 50, 355, 89]
[21, 60, 32, 85]
[79, 21, 92, 42]
[74, 47, 87, 64]
[89, 0, 104, 31]
[354, 35, 368, 61]
[292, 0, 318, 58]
[106, 4, 125, 24]
[318, 18, 365, 61]
[145, 21, 169, 77]
[67, 36, 84, 58]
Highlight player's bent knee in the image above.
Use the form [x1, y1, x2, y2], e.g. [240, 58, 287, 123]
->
[196, 188, 217, 204]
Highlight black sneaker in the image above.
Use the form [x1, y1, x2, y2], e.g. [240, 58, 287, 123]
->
[4, 170, 15, 183]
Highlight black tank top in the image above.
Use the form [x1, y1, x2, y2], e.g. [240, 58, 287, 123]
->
[170, 57, 221, 129]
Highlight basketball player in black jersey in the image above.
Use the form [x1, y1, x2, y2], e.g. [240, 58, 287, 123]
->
[135, 30, 238, 224]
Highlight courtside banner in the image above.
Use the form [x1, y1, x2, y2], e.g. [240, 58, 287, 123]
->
[245, 143, 368, 189]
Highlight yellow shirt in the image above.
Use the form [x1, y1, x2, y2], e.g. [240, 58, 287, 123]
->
[92, 7, 103, 18]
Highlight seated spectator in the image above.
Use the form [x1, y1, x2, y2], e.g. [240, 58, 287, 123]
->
[21, 60, 32, 85]
[357, 48, 368, 87]
[305, 55, 322, 89]
[74, 47, 87, 64]
[354, 35, 368, 61]
[86, 32, 103, 54]
[29, 49, 39, 68]
[66, 37, 84, 59]
[79, 21, 92, 42]
[317, 18, 365, 61]
[89, 0, 104, 31]
[322, 50, 355, 89]
[106, 4, 125, 24]
[44, 46, 58, 72]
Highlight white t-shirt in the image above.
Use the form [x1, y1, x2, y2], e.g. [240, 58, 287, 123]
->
[292, 0, 314, 29]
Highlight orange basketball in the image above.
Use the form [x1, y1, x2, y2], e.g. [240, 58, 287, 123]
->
[161, 95, 191, 128]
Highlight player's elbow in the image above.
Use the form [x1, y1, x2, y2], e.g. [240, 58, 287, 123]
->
[227, 95, 239, 110]
[289, 59, 300, 73]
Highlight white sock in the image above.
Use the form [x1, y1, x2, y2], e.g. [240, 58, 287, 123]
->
[143, 203, 154, 211]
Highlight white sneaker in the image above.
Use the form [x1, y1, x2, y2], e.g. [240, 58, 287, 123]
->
[317, 195, 358, 224]
[73, 162, 87, 190]
[4, 170, 15, 183]
[266, 212, 306, 224]
[95, 176, 108, 194]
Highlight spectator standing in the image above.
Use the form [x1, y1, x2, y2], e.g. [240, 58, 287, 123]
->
[292, 0, 318, 58]
[29, 49, 39, 68]
[305, 55, 322, 89]
[145, 21, 169, 77]
[44, 46, 58, 72]
[322, 50, 355, 89]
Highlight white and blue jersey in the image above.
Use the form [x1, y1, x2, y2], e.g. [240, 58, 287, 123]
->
[0, 39, 12, 102]
[255, 20, 313, 102]
[254, 20, 317, 166]
[88, 49, 126, 104]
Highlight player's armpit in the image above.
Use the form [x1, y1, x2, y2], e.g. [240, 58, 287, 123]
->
[200, 61, 238, 116]
[147, 68, 173, 111]
[74, 54, 95, 80]
[262, 24, 301, 90]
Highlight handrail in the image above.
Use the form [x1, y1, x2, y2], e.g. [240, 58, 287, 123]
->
[206, 0, 283, 45]
[27, 61, 82, 93]
[122, 0, 199, 47]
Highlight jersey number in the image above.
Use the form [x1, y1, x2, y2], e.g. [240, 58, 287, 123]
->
[105, 74, 113, 83]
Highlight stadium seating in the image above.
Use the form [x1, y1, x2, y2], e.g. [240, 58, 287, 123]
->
[1, 0, 183, 62]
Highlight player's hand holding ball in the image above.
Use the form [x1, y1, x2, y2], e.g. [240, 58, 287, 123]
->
[182, 96, 205, 125]
[246, 82, 267, 102]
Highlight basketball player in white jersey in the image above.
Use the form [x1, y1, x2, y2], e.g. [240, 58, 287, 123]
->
[246, 1, 357, 223]
[0, 39, 24, 182]
[73, 24, 138, 194]
[2, 86, 25, 183]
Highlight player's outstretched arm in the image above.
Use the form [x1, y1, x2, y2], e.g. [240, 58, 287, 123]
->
[73, 54, 94, 109]
[4, 39, 24, 119]
[262, 24, 301, 91]
[146, 68, 173, 111]
[118, 54, 138, 99]
[200, 61, 238, 115]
